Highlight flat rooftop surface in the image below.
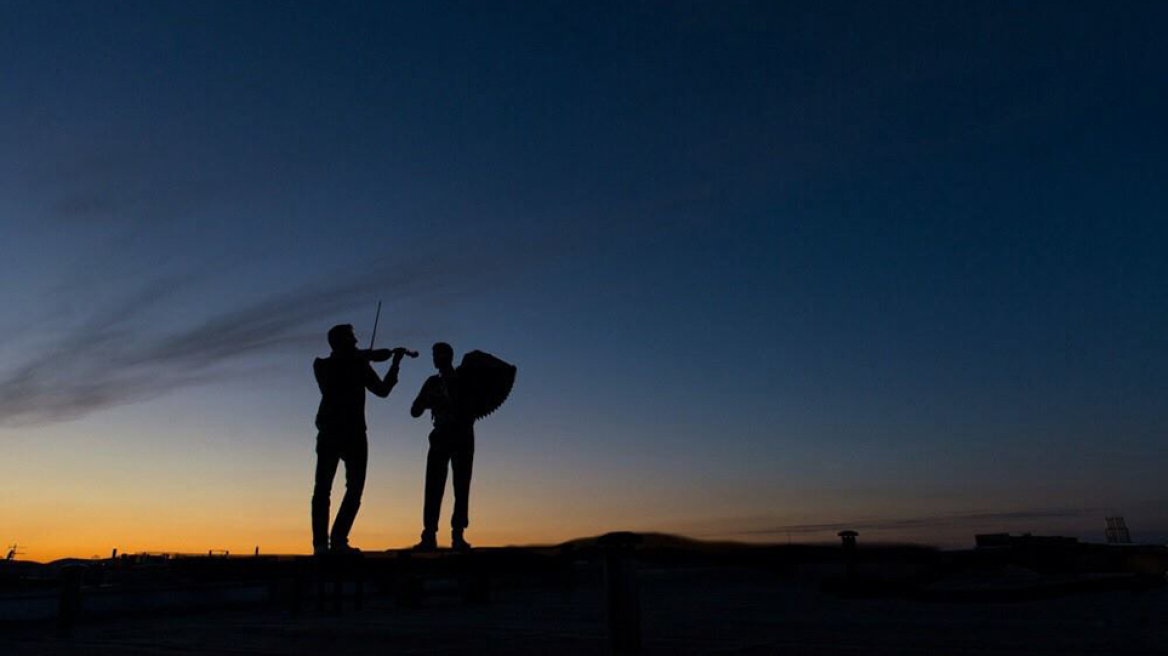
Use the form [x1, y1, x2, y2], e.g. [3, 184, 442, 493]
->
[4, 566, 1166, 655]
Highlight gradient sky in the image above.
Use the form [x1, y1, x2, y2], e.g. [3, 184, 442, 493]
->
[2, 1, 1166, 561]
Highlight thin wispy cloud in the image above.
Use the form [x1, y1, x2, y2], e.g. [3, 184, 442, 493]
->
[0, 260, 481, 427]
[24, 135, 249, 227]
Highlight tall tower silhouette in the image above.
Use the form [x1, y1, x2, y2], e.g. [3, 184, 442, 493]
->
[1104, 516, 1132, 544]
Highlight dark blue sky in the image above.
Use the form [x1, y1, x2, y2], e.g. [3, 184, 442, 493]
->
[2, 2, 1166, 556]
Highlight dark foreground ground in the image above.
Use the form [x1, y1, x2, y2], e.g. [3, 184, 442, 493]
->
[3, 536, 1167, 655]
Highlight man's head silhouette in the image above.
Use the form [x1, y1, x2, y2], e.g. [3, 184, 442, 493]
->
[328, 324, 358, 353]
[432, 342, 454, 373]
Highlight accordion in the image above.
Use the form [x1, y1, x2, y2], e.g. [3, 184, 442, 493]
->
[456, 350, 517, 421]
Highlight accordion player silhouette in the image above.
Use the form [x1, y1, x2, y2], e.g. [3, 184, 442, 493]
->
[456, 350, 517, 421]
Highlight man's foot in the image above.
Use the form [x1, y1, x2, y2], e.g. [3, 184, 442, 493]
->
[313, 544, 329, 556]
[330, 542, 361, 555]
[452, 533, 471, 552]
[413, 532, 438, 552]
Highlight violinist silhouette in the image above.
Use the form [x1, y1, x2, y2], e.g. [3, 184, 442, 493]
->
[311, 324, 411, 555]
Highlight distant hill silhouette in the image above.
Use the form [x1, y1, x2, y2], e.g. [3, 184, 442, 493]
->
[558, 532, 759, 552]
[556, 531, 934, 552]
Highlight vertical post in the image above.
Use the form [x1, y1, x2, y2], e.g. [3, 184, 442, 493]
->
[292, 559, 305, 616]
[355, 557, 365, 611]
[333, 567, 343, 614]
[315, 557, 327, 610]
[395, 551, 422, 609]
[599, 532, 642, 656]
[459, 551, 491, 605]
[58, 565, 84, 630]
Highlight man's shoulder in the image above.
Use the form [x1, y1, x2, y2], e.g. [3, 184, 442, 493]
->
[315, 355, 356, 374]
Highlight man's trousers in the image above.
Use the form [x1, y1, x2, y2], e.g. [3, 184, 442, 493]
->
[312, 431, 368, 549]
[422, 426, 474, 534]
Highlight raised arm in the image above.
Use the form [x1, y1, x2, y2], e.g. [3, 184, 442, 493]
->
[364, 351, 403, 398]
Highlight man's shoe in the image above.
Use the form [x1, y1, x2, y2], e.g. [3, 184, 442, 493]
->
[452, 533, 472, 552]
[313, 545, 329, 556]
[330, 543, 361, 555]
[413, 533, 438, 552]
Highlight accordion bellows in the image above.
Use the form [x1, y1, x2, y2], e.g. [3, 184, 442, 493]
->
[457, 350, 517, 421]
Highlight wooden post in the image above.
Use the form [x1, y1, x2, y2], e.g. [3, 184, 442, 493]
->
[333, 567, 343, 614]
[315, 557, 327, 610]
[395, 551, 423, 609]
[459, 552, 491, 605]
[57, 565, 84, 630]
[291, 559, 306, 616]
[599, 532, 643, 655]
[355, 557, 365, 611]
